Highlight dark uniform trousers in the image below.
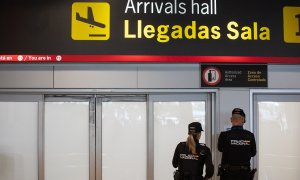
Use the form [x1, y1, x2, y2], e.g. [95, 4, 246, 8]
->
[220, 168, 251, 180]
[179, 174, 203, 180]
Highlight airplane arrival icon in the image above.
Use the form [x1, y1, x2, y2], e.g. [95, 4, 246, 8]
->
[72, 2, 110, 40]
[76, 6, 106, 37]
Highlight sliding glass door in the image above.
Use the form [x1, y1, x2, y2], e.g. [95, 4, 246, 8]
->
[0, 95, 41, 180]
[44, 97, 95, 180]
[149, 94, 211, 180]
[100, 96, 147, 180]
[0, 92, 213, 180]
[254, 94, 300, 180]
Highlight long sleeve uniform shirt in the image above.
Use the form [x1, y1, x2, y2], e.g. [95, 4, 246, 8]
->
[172, 142, 214, 179]
[218, 126, 257, 167]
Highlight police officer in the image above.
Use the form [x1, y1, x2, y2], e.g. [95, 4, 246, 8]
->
[217, 108, 257, 180]
[172, 122, 214, 180]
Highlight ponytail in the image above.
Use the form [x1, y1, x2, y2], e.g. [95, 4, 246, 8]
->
[187, 134, 196, 154]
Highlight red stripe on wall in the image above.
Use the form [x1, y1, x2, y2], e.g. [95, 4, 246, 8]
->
[0, 55, 300, 63]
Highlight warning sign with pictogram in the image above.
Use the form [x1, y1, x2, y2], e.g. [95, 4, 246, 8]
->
[202, 67, 222, 86]
[201, 65, 268, 87]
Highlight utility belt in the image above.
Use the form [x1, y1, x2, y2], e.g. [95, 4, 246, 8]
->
[217, 164, 257, 180]
[219, 164, 250, 172]
[174, 170, 203, 180]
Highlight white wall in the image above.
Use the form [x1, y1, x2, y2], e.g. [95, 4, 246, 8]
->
[0, 64, 201, 88]
[0, 64, 299, 89]
[54, 64, 138, 88]
[0, 65, 53, 88]
[268, 65, 300, 88]
[138, 64, 200, 88]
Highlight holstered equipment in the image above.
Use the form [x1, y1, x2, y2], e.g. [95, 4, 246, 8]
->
[250, 168, 257, 180]
[218, 164, 256, 180]
[173, 170, 180, 180]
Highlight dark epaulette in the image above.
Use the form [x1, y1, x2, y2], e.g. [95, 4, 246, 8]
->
[197, 143, 208, 155]
[199, 143, 206, 146]
[180, 142, 186, 145]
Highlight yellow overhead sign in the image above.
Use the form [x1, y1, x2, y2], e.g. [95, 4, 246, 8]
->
[283, 6, 300, 43]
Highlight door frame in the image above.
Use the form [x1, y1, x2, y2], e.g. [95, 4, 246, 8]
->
[44, 95, 96, 180]
[0, 89, 218, 180]
[148, 93, 213, 180]
[0, 95, 43, 180]
[250, 89, 300, 180]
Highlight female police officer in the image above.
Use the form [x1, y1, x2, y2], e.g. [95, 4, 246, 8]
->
[172, 122, 214, 180]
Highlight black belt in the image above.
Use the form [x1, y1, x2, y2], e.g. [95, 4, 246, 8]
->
[182, 172, 203, 180]
[222, 164, 250, 172]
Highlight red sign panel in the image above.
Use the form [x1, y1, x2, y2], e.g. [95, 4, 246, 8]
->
[1, 55, 300, 63]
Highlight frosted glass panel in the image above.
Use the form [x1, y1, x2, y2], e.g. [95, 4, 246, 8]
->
[154, 101, 205, 180]
[45, 102, 89, 180]
[0, 102, 38, 180]
[102, 101, 147, 180]
[258, 102, 300, 180]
